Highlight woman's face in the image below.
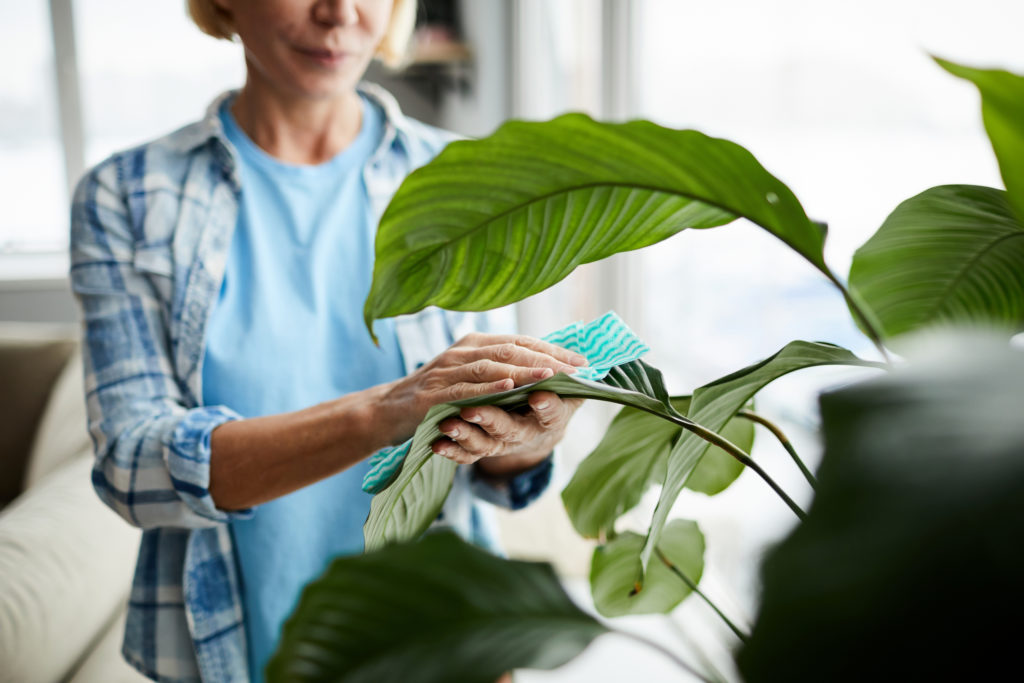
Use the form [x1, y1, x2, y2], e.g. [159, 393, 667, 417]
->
[216, 0, 394, 99]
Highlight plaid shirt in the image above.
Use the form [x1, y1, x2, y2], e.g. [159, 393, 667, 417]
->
[70, 84, 552, 683]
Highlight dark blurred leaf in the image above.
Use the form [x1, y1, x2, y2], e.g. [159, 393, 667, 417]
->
[737, 334, 1024, 681]
[269, 532, 608, 683]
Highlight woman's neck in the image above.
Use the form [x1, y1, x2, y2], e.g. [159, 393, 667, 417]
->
[230, 71, 363, 166]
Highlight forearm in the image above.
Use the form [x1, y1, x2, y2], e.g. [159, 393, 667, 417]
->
[209, 384, 391, 511]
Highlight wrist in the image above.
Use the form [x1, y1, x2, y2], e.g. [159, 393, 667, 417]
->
[474, 449, 552, 481]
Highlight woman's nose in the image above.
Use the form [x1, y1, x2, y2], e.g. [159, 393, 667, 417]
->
[312, 0, 359, 27]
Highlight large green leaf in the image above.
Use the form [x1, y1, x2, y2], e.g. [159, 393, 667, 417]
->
[590, 519, 705, 618]
[849, 185, 1024, 339]
[937, 58, 1024, 223]
[563, 397, 755, 539]
[365, 360, 682, 551]
[364, 114, 827, 337]
[268, 532, 608, 683]
[737, 334, 1024, 681]
[640, 342, 883, 574]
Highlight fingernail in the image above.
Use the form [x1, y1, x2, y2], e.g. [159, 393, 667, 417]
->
[446, 428, 460, 438]
[533, 367, 554, 379]
[535, 400, 550, 410]
[571, 354, 588, 366]
[467, 415, 482, 423]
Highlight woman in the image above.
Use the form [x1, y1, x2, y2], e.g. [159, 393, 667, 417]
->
[70, 1, 583, 681]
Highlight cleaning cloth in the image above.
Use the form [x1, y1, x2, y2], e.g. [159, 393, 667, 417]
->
[361, 311, 648, 494]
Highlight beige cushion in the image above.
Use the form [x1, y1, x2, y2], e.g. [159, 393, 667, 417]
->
[25, 348, 92, 488]
[0, 323, 78, 506]
[66, 608, 150, 683]
[0, 454, 141, 683]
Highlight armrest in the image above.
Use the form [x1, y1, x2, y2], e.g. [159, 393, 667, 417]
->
[0, 454, 141, 683]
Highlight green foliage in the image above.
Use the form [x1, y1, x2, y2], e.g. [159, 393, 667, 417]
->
[937, 57, 1024, 222]
[268, 532, 608, 683]
[640, 341, 882, 573]
[590, 519, 705, 618]
[363, 113, 828, 340]
[275, 56, 1024, 683]
[562, 397, 755, 539]
[849, 185, 1024, 338]
[737, 337, 1024, 681]
[365, 360, 683, 551]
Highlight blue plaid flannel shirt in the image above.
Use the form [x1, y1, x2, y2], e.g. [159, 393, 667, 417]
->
[70, 83, 553, 683]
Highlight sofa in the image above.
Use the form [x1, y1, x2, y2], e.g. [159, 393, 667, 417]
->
[0, 323, 148, 683]
[0, 322, 601, 683]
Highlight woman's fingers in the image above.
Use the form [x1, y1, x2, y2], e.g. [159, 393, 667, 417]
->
[454, 334, 588, 370]
[439, 379, 515, 403]
[527, 391, 568, 428]
[440, 359, 551, 391]
[431, 439, 478, 464]
[434, 406, 522, 462]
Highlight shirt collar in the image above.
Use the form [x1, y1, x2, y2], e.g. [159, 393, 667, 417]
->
[167, 82, 414, 167]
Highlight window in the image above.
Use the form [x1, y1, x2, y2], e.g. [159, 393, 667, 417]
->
[635, 0, 1024, 387]
[629, 0, 1024, 612]
[0, 0, 244, 270]
[0, 3, 65, 256]
[74, 0, 244, 168]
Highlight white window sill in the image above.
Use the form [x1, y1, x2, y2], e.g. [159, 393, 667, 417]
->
[0, 251, 70, 287]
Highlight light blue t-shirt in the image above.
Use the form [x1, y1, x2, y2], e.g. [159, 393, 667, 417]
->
[203, 94, 405, 683]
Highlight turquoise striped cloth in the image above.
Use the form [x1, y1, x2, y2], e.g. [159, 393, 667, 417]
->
[361, 311, 648, 494]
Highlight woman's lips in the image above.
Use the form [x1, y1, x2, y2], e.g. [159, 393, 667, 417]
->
[294, 45, 351, 67]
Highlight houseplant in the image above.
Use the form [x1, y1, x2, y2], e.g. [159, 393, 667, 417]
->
[266, 57, 1024, 682]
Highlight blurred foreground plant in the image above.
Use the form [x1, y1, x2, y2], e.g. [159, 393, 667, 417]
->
[269, 57, 1024, 682]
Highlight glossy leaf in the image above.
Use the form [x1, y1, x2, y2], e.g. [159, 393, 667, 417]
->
[365, 360, 681, 551]
[684, 398, 756, 496]
[849, 184, 1024, 339]
[590, 519, 705, 618]
[640, 341, 883, 573]
[268, 532, 608, 683]
[937, 58, 1024, 223]
[364, 114, 826, 338]
[737, 334, 1024, 681]
[563, 397, 755, 539]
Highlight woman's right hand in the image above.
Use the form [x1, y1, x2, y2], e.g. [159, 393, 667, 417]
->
[376, 333, 588, 444]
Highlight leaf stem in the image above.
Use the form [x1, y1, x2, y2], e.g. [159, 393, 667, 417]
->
[826, 272, 892, 364]
[612, 628, 714, 682]
[655, 547, 749, 644]
[736, 409, 818, 490]
[660, 414, 807, 522]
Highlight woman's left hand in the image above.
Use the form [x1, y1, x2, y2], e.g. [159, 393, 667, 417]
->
[432, 391, 582, 478]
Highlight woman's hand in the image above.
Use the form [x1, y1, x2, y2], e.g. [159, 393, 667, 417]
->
[377, 333, 586, 445]
[433, 391, 583, 479]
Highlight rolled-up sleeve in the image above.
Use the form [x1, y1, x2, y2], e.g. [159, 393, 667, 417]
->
[469, 451, 555, 510]
[72, 157, 252, 530]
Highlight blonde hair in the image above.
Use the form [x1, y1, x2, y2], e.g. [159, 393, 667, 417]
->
[186, 0, 417, 68]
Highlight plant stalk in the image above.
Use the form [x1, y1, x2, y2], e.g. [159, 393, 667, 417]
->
[660, 413, 808, 522]
[612, 628, 714, 682]
[655, 547, 750, 644]
[826, 272, 893, 364]
[737, 409, 818, 490]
